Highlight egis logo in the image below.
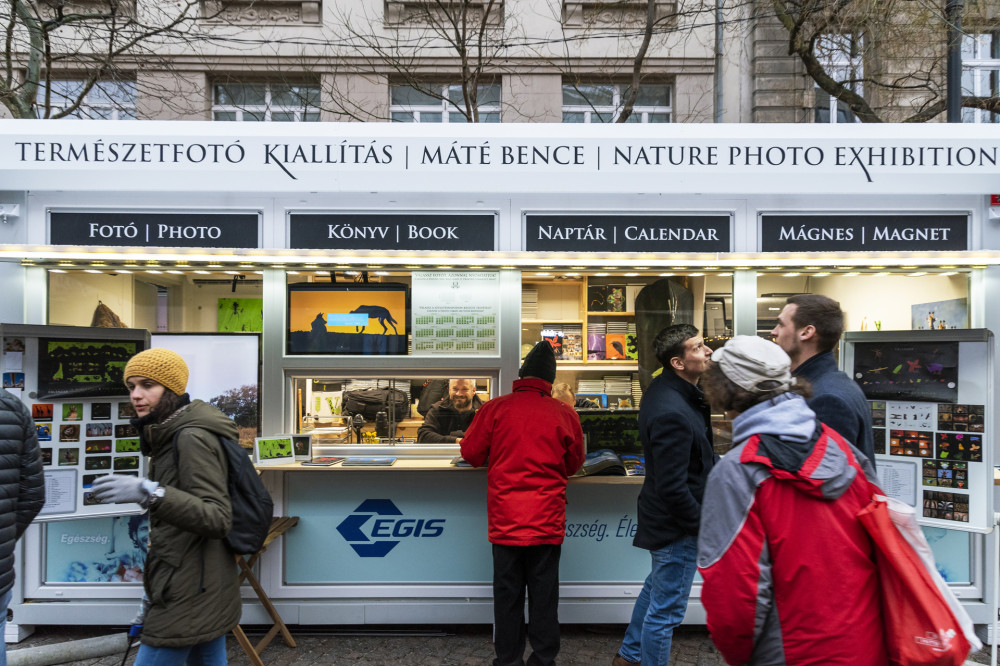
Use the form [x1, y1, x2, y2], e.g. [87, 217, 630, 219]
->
[335, 499, 446, 557]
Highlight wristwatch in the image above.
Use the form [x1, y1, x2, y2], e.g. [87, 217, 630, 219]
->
[147, 486, 166, 507]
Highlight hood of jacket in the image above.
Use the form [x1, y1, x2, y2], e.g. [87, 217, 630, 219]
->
[731, 392, 858, 501]
[143, 399, 239, 455]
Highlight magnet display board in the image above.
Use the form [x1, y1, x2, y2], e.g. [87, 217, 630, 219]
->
[0, 324, 149, 522]
[844, 329, 993, 533]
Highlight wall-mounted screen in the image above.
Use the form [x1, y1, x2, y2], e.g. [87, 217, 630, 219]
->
[37, 338, 143, 399]
[287, 283, 409, 355]
[853, 340, 959, 403]
[578, 409, 642, 454]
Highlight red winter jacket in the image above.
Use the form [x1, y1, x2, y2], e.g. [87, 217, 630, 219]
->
[461, 377, 585, 546]
[697, 394, 887, 666]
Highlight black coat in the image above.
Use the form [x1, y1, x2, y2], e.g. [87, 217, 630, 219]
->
[634, 372, 715, 550]
[0, 389, 44, 596]
[794, 351, 875, 463]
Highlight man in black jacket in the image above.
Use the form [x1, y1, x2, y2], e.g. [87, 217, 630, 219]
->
[614, 324, 715, 666]
[0, 388, 45, 662]
[771, 293, 875, 462]
[417, 378, 483, 444]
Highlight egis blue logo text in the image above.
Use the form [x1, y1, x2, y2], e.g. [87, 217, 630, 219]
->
[336, 499, 446, 557]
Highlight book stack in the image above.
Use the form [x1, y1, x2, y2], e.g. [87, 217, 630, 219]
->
[631, 373, 643, 407]
[577, 378, 605, 395]
[605, 374, 634, 408]
[522, 286, 538, 320]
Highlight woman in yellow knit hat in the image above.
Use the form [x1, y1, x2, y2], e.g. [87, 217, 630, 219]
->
[91, 348, 241, 665]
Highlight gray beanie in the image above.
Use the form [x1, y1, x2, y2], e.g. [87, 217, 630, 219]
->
[520, 341, 557, 383]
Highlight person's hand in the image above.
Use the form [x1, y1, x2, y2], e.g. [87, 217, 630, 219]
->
[91, 475, 158, 505]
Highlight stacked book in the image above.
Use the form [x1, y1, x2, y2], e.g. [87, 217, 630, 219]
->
[604, 374, 635, 408]
[605, 321, 630, 360]
[631, 373, 643, 408]
[521, 286, 538, 320]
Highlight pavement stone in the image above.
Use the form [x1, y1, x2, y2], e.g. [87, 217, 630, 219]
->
[8, 623, 997, 664]
[7, 623, 726, 665]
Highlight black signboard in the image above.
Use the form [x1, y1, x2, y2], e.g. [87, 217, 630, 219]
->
[524, 215, 731, 253]
[49, 212, 260, 248]
[760, 215, 968, 252]
[289, 213, 496, 251]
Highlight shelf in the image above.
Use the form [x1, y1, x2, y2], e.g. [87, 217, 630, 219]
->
[555, 362, 638, 371]
[587, 311, 636, 317]
[522, 319, 584, 325]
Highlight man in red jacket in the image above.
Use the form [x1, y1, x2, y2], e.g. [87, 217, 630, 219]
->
[461, 341, 585, 666]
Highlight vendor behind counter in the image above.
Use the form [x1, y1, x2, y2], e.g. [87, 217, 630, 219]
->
[417, 378, 483, 444]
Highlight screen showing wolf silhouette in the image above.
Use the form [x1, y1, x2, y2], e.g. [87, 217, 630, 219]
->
[287, 283, 409, 355]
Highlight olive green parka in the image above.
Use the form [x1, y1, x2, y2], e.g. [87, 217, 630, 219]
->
[140, 399, 242, 647]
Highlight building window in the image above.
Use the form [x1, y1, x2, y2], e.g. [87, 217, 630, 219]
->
[390, 83, 501, 122]
[561, 83, 671, 123]
[212, 82, 320, 121]
[35, 79, 137, 119]
[963, 32, 1000, 123]
[814, 34, 863, 123]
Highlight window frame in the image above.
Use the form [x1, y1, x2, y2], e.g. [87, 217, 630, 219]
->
[962, 32, 1000, 124]
[34, 79, 137, 120]
[813, 33, 864, 124]
[389, 83, 501, 123]
[211, 81, 321, 122]
[560, 82, 672, 123]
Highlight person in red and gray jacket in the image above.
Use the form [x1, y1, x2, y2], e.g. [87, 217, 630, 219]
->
[697, 335, 886, 666]
[461, 341, 585, 666]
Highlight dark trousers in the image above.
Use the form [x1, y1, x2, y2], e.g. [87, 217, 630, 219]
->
[492, 543, 562, 666]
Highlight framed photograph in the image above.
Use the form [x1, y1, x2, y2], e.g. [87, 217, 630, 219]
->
[62, 403, 83, 421]
[292, 434, 312, 461]
[36, 338, 143, 400]
[253, 436, 295, 466]
[32, 403, 53, 420]
[86, 422, 113, 438]
[90, 402, 112, 420]
[286, 282, 409, 355]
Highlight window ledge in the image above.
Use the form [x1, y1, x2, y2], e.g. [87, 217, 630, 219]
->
[385, 0, 503, 26]
[202, 0, 320, 24]
[562, 0, 675, 28]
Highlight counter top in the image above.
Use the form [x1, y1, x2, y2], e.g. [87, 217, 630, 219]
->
[257, 459, 643, 483]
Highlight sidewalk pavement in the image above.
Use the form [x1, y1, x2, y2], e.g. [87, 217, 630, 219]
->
[8, 623, 995, 665]
[8, 624, 724, 665]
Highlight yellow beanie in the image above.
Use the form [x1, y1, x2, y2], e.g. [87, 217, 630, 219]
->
[123, 348, 189, 395]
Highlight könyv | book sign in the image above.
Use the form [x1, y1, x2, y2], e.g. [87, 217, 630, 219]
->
[524, 215, 731, 252]
[760, 214, 968, 252]
[49, 212, 260, 248]
[289, 213, 496, 251]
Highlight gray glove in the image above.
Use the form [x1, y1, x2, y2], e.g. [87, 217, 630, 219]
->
[91, 475, 159, 505]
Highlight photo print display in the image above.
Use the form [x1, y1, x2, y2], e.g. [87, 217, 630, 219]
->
[922, 460, 968, 489]
[937, 403, 984, 433]
[888, 430, 932, 457]
[292, 434, 312, 461]
[873, 429, 887, 455]
[115, 438, 141, 453]
[86, 423, 113, 438]
[90, 403, 111, 420]
[62, 404, 82, 421]
[32, 403, 53, 420]
[115, 424, 138, 438]
[935, 432, 983, 462]
[869, 401, 886, 427]
[36, 338, 142, 399]
[923, 490, 969, 523]
[287, 283, 409, 355]
[852, 341, 959, 403]
[58, 448, 79, 466]
[253, 436, 295, 465]
[59, 424, 80, 442]
[85, 440, 112, 453]
[118, 402, 137, 419]
[36, 423, 52, 441]
[40, 448, 52, 466]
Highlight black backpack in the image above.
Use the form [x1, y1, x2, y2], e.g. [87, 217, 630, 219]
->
[172, 429, 274, 556]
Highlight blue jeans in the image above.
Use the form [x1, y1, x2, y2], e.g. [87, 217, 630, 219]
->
[134, 635, 227, 666]
[0, 588, 11, 666]
[618, 535, 698, 666]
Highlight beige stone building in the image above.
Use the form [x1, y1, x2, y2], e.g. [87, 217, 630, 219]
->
[5, 0, 999, 124]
